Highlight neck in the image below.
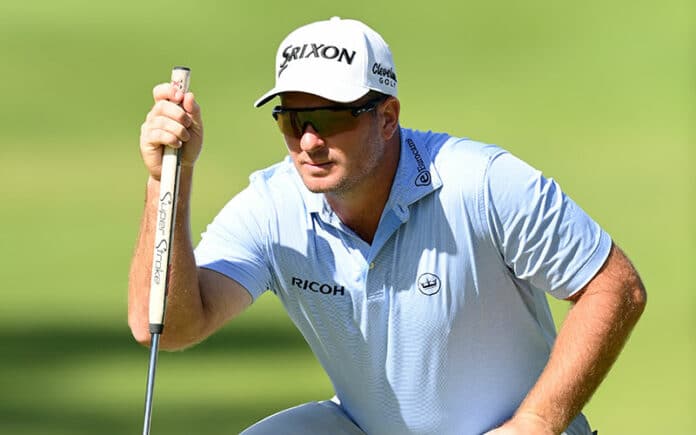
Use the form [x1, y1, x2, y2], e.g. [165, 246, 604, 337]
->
[326, 132, 401, 244]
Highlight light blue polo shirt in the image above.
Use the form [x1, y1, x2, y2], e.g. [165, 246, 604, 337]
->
[195, 128, 611, 435]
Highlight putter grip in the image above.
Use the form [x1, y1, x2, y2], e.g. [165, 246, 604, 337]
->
[148, 66, 191, 334]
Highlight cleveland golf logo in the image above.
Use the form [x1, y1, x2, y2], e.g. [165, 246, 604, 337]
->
[372, 62, 397, 88]
[418, 273, 441, 296]
[279, 43, 357, 76]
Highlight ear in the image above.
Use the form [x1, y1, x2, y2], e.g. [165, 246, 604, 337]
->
[380, 97, 400, 141]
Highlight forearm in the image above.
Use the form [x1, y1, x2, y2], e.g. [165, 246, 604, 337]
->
[514, 246, 647, 433]
[128, 166, 204, 349]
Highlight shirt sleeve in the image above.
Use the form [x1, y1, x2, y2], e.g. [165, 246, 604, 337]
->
[194, 183, 273, 301]
[482, 151, 612, 299]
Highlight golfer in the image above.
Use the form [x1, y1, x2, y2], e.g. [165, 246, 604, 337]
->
[129, 17, 646, 434]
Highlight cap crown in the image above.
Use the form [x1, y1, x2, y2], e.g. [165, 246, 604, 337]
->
[254, 17, 397, 107]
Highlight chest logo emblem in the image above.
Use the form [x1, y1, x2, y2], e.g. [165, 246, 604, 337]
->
[291, 277, 346, 296]
[417, 273, 441, 296]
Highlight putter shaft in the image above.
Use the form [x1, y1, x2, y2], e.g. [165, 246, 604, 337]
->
[143, 333, 161, 435]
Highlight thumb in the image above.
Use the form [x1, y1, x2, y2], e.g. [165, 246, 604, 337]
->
[182, 92, 201, 121]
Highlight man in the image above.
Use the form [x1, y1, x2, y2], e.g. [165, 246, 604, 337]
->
[129, 17, 646, 434]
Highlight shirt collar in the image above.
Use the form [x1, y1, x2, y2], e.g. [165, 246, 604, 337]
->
[386, 129, 442, 220]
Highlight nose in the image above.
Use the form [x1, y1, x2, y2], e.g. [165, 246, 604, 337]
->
[299, 124, 326, 153]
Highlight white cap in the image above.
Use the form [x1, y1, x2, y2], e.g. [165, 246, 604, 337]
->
[254, 17, 398, 107]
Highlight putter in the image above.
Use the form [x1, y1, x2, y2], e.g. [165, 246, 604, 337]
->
[142, 66, 191, 435]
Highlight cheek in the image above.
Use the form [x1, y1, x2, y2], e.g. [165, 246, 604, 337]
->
[283, 138, 305, 169]
[351, 122, 380, 159]
[283, 137, 303, 161]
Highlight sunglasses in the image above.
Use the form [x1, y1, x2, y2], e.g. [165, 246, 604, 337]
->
[271, 97, 386, 138]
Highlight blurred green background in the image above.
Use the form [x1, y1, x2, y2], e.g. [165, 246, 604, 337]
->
[1, 0, 693, 433]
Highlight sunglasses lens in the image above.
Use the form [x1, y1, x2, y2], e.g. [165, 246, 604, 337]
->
[275, 112, 301, 137]
[275, 109, 360, 138]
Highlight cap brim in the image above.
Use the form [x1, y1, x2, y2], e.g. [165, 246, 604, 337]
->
[254, 88, 282, 108]
[253, 83, 371, 108]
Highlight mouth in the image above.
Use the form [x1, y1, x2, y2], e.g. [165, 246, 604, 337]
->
[304, 160, 333, 169]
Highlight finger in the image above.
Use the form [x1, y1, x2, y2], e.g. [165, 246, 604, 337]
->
[146, 100, 192, 127]
[144, 129, 184, 148]
[148, 116, 191, 142]
[152, 82, 184, 104]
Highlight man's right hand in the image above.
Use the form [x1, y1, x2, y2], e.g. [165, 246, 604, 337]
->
[139, 83, 204, 180]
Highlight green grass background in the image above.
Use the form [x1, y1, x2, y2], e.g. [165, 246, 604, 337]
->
[1, 0, 693, 433]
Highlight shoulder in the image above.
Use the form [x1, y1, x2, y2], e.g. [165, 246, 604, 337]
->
[248, 157, 299, 194]
[404, 128, 507, 174]
[401, 128, 509, 195]
[243, 157, 312, 208]
[212, 157, 308, 231]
